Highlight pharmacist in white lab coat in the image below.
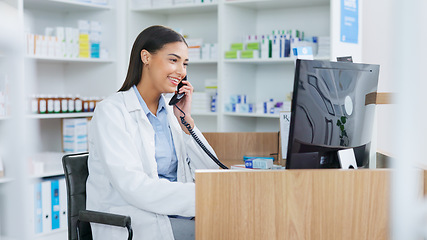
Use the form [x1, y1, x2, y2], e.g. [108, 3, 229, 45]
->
[86, 25, 219, 240]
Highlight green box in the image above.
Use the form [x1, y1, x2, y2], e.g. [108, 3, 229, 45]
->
[246, 42, 260, 50]
[230, 43, 244, 51]
[225, 51, 238, 59]
[240, 50, 254, 59]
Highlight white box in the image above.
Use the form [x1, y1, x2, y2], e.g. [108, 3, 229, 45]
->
[188, 47, 201, 60]
[63, 118, 88, 153]
[279, 111, 291, 159]
[201, 44, 210, 60]
[78, 20, 90, 33]
[47, 36, 56, 57]
[35, 35, 42, 56]
[0, 155, 4, 177]
[210, 43, 218, 60]
[27, 33, 35, 56]
[186, 38, 203, 47]
[272, 35, 280, 59]
[55, 27, 65, 41]
[90, 21, 102, 32]
[44, 27, 54, 36]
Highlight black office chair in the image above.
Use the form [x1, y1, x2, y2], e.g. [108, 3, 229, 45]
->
[62, 152, 133, 240]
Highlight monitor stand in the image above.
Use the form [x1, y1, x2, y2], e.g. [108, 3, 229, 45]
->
[337, 149, 358, 169]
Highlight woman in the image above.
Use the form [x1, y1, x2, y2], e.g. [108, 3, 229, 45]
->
[86, 25, 219, 240]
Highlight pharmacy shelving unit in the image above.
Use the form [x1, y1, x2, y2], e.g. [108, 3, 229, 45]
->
[28, 112, 94, 119]
[219, 0, 332, 132]
[0, 178, 14, 184]
[22, 0, 124, 156]
[19, 0, 124, 239]
[27, 55, 114, 63]
[129, 1, 220, 132]
[128, 0, 360, 133]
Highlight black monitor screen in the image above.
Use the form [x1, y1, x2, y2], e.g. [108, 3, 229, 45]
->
[286, 59, 380, 169]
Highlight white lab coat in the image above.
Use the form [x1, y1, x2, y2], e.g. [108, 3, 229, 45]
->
[86, 88, 219, 240]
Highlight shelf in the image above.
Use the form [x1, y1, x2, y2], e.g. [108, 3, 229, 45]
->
[0, 178, 14, 184]
[28, 112, 94, 119]
[225, 0, 329, 9]
[31, 170, 64, 179]
[192, 112, 218, 116]
[190, 59, 218, 64]
[224, 112, 280, 118]
[24, 0, 112, 12]
[34, 228, 67, 238]
[224, 56, 330, 64]
[131, 2, 218, 14]
[26, 56, 114, 64]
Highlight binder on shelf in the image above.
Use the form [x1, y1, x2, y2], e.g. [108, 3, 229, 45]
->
[59, 177, 68, 230]
[41, 180, 52, 233]
[34, 182, 43, 234]
[51, 179, 60, 230]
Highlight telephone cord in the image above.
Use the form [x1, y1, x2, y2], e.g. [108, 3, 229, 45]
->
[174, 105, 229, 169]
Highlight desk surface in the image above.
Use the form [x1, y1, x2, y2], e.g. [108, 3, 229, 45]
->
[196, 169, 391, 240]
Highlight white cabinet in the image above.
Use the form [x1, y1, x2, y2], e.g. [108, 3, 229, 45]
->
[129, 2, 220, 132]
[129, 0, 351, 133]
[22, 1, 122, 238]
[220, 0, 332, 132]
[22, 0, 125, 154]
[1, 0, 125, 238]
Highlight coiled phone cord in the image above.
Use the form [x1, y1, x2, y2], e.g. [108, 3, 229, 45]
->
[174, 105, 229, 169]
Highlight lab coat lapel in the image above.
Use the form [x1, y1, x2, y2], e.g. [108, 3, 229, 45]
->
[164, 96, 191, 182]
[122, 89, 158, 177]
[165, 98, 183, 162]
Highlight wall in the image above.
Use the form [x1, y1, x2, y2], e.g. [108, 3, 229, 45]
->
[362, 0, 395, 156]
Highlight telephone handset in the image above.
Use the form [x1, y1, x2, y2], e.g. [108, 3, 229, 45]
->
[168, 75, 187, 106]
[168, 75, 228, 169]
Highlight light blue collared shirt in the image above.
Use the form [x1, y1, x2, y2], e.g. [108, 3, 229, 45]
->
[133, 85, 178, 182]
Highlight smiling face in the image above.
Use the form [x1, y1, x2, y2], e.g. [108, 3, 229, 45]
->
[141, 41, 189, 95]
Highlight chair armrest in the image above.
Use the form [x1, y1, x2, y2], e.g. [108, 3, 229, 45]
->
[79, 210, 131, 228]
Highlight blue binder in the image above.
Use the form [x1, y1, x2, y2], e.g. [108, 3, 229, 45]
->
[51, 180, 60, 230]
[34, 182, 43, 234]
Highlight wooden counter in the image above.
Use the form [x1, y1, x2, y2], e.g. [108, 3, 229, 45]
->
[196, 169, 390, 240]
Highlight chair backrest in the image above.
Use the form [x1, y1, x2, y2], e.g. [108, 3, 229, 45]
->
[62, 152, 92, 240]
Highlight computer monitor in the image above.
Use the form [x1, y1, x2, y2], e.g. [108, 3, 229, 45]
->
[286, 59, 380, 169]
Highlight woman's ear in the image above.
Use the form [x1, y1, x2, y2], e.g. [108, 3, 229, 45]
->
[140, 50, 151, 65]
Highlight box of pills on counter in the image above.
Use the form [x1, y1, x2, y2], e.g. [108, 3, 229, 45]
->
[244, 156, 274, 169]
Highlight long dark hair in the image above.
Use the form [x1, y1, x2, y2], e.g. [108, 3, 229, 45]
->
[119, 25, 187, 92]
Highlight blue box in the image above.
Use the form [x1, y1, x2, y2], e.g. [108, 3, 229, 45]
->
[244, 156, 274, 169]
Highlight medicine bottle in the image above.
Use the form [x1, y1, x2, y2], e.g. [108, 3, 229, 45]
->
[74, 95, 82, 112]
[53, 95, 61, 113]
[31, 94, 38, 114]
[67, 94, 75, 113]
[82, 97, 89, 112]
[38, 94, 47, 114]
[60, 95, 68, 113]
[47, 94, 54, 114]
[89, 97, 95, 112]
